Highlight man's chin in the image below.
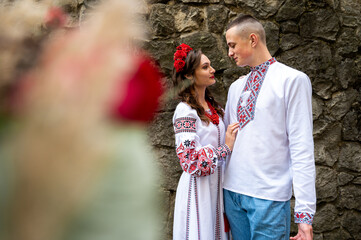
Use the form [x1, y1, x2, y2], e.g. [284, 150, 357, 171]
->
[234, 59, 245, 67]
[237, 62, 247, 67]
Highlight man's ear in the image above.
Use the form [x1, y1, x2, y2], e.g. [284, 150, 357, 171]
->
[250, 33, 258, 48]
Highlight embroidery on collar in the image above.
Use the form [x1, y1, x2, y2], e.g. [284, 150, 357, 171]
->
[237, 57, 277, 130]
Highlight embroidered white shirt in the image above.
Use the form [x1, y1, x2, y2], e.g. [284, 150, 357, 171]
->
[224, 60, 316, 224]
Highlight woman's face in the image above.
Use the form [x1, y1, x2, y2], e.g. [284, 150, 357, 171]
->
[193, 54, 216, 88]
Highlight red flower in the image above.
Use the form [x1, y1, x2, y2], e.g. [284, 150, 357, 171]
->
[109, 53, 164, 123]
[44, 7, 67, 29]
[174, 50, 187, 61]
[174, 59, 185, 73]
[177, 43, 192, 54]
[173, 43, 193, 73]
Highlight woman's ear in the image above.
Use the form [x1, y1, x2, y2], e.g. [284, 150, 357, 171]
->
[185, 74, 193, 81]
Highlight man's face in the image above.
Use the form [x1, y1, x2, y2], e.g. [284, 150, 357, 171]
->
[226, 26, 253, 67]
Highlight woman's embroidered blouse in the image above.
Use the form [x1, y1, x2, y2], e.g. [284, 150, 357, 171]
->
[173, 102, 231, 177]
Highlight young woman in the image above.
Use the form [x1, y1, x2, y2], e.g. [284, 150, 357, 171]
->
[172, 44, 239, 240]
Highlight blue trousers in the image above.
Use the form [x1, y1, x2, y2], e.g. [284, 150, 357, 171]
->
[223, 189, 290, 240]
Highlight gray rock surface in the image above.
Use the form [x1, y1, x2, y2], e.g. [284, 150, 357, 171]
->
[138, 0, 361, 238]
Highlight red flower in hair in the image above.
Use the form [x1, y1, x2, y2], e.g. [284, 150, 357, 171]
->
[174, 43, 192, 73]
[174, 50, 187, 61]
[174, 59, 185, 72]
[177, 43, 192, 54]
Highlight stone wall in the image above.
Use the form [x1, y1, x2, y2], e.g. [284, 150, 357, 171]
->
[16, 0, 359, 238]
[1, 0, 359, 239]
[142, 0, 361, 239]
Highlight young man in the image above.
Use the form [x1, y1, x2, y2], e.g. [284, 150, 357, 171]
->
[223, 14, 316, 240]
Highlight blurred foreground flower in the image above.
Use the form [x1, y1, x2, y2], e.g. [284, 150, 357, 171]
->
[0, 1, 163, 240]
[44, 6, 67, 29]
[109, 53, 164, 123]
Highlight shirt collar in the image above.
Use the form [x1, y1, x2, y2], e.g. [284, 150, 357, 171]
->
[250, 57, 277, 72]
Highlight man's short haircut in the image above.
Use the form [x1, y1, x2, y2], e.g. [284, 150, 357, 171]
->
[226, 14, 266, 44]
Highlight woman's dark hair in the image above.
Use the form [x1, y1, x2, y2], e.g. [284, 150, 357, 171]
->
[172, 49, 224, 124]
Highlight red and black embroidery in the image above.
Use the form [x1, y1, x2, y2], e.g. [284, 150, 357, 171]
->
[174, 117, 197, 134]
[214, 144, 232, 159]
[294, 212, 314, 225]
[237, 57, 276, 130]
[176, 139, 218, 177]
[177, 111, 229, 239]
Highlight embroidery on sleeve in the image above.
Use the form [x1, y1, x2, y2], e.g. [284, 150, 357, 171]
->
[176, 139, 217, 177]
[174, 117, 196, 134]
[214, 145, 231, 159]
[294, 212, 314, 225]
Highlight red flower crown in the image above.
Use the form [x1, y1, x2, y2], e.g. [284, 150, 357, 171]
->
[174, 43, 193, 73]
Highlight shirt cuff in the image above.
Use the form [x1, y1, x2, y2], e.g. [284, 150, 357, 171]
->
[214, 144, 232, 160]
[294, 212, 314, 225]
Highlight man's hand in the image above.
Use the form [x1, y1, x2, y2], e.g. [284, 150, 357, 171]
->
[290, 223, 313, 240]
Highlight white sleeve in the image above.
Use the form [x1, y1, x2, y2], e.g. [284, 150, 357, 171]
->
[224, 88, 232, 128]
[173, 103, 231, 177]
[286, 73, 316, 225]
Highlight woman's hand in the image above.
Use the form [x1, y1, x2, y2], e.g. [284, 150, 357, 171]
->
[225, 122, 239, 151]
